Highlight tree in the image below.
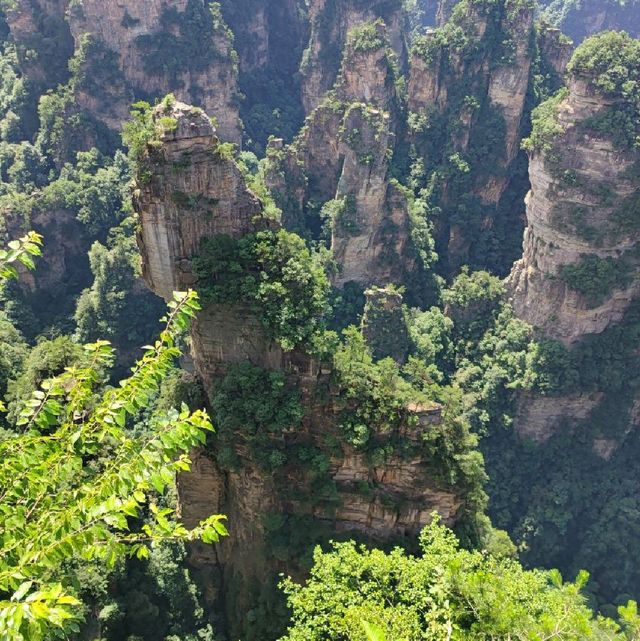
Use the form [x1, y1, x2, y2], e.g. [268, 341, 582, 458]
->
[282, 515, 638, 641]
[0, 237, 226, 640]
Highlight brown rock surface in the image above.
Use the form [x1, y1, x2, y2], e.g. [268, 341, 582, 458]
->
[67, 0, 242, 142]
[509, 76, 640, 345]
[267, 23, 416, 288]
[301, 0, 406, 113]
[406, 0, 536, 271]
[135, 102, 261, 301]
[136, 98, 469, 639]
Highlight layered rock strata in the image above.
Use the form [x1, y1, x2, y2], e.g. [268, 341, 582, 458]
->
[136, 100, 468, 640]
[542, 0, 640, 43]
[267, 21, 416, 288]
[509, 76, 640, 345]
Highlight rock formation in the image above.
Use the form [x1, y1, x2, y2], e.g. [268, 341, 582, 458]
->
[509, 77, 640, 345]
[505, 31, 640, 451]
[301, 0, 406, 114]
[3, 0, 73, 92]
[267, 21, 417, 289]
[407, 0, 537, 272]
[67, 0, 242, 143]
[4, 0, 242, 144]
[538, 24, 573, 82]
[219, 0, 308, 74]
[135, 99, 473, 640]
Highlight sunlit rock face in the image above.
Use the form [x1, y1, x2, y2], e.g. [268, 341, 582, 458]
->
[136, 99, 469, 641]
[509, 76, 640, 346]
[267, 21, 417, 289]
[301, 0, 406, 114]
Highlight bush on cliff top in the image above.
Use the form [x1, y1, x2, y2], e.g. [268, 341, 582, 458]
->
[568, 31, 640, 103]
[569, 31, 640, 148]
[347, 19, 388, 53]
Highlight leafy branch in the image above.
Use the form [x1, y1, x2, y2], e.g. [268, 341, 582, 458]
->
[0, 290, 226, 641]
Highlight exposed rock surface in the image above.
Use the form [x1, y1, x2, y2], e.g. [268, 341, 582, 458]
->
[220, 0, 308, 73]
[406, 0, 536, 272]
[67, 0, 241, 143]
[136, 100, 468, 640]
[301, 0, 406, 113]
[538, 25, 573, 81]
[509, 76, 640, 345]
[267, 22, 416, 288]
[5, 0, 242, 143]
[514, 391, 604, 443]
[135, 102, 261, 301]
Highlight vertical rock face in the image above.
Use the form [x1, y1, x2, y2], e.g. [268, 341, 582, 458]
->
[133, 101, 279, 385]
[4, 0, 73, 90]
[509, 75, 640, 345]
[301, 0, 406, 114]
[135, 103, 260, 301]
[67, 0, 242, 143]
[407, 0, 536, 273]
[538, 25, 573, 81]
[4, 0, 242, 143]
[331, 103, 415, 286]
[136, 100, 470, 641]
[219, 0, 308, 73]
[267, 21, 417, 288]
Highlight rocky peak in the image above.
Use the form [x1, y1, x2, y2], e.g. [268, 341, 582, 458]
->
[134, 100, 261, 302]
[301, 0, 406, 113]
[335, 20, 399, 112]
[267, 23, 416, 289]
[134, 98, 479, 639]
[509, 49, 640, 345]
[538, 25, 573, 81]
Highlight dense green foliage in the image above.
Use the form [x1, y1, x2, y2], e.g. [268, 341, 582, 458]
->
[348, 20, 388, 53]
[75, 218, 165, 374]
[568, 30, 640, 101]
[0, 2, 638, 639]
[569, 31, 640, 149]
[121, 95, 178, 181]
[522, 88, 568, 153]
[193, 229, 330, 350]
[561, 253, 634, 306]
[282, 517, 640, 641]
[211, 362, 304, 471]
[0, 290, 227, 640]
[78, 541, 217, 641]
